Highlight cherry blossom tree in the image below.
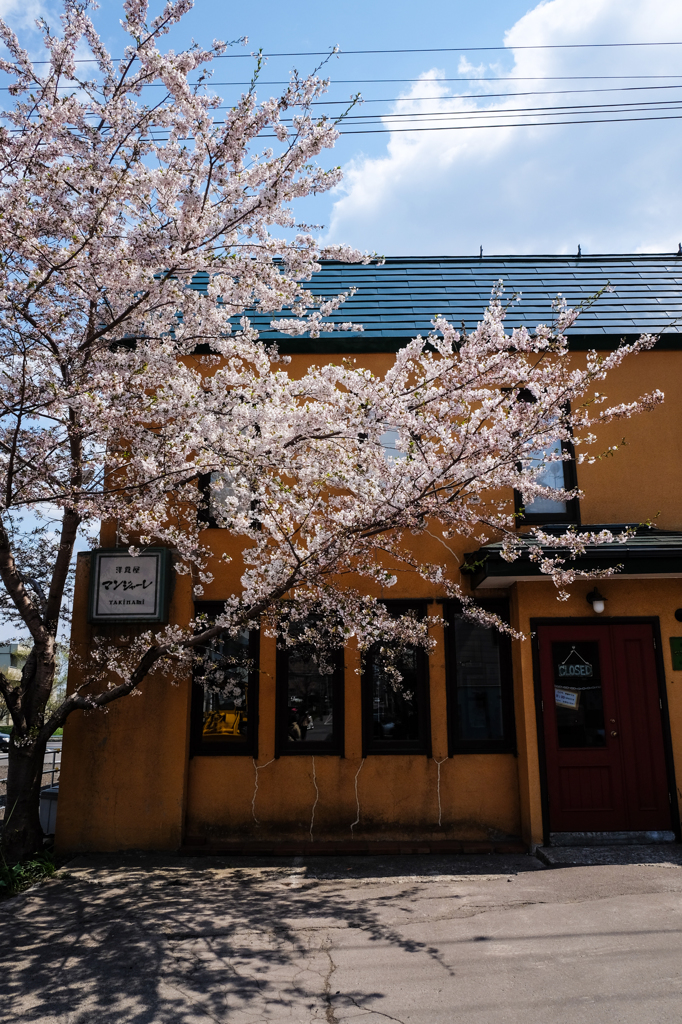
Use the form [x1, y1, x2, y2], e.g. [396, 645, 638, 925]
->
[0, 0, 662, 861]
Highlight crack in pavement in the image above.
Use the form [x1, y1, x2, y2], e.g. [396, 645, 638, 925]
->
[322, 935, 338, 1024]
[345, 995, 408, 1024]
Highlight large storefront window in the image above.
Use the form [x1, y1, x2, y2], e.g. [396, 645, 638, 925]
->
[362, 601, 431, 755]
[445, 600, 516, 754]
[276, 643, 344, 755]
[190, 604, 259, 756]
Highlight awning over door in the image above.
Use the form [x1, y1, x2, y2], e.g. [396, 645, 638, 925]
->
[464, 526, 682, 589]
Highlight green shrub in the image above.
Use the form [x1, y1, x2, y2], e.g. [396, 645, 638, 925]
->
[0, 851, 56, 897]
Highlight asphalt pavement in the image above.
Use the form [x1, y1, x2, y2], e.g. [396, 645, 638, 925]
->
[2, 849, 682, 1023]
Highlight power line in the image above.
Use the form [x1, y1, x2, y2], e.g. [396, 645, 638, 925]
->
[16, 40, 682, 64]
[4, 75, 682, 92]
[321, 97, 682, 120]
[131, 109, 682, 142]
[248, 84, 682, 106]
[8, 83, 682, 115]
[7, 100, 682, 133]
[8, 91, 682, 125]
[328, 111, 682, 134]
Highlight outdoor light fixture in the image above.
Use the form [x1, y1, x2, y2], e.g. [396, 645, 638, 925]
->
[586, 588, 606, 614]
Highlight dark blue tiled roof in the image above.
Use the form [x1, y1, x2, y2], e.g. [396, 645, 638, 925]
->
[192, 254, 682, 352]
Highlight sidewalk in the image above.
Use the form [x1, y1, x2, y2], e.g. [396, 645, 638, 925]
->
[2, 850, 682, 1023]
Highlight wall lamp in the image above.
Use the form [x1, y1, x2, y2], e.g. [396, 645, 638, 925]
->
[586, 588, 607, 614]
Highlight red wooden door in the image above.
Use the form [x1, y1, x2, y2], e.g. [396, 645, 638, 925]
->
[538, 623, 671, 833]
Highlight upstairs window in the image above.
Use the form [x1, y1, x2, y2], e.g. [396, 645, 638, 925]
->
[198, 471, 257, 529]
[514, 401, 579, 525]
[362, 601, 431, 756]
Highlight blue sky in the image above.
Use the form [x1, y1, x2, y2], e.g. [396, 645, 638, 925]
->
[3, 0, 682, 256]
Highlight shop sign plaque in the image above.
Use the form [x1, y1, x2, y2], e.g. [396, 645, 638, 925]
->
[88, 548, 171, 623]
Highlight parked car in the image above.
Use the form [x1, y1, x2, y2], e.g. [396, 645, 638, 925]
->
[0, 733, 9, 752]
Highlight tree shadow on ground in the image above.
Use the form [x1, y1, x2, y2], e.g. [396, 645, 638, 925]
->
[0, 852, 540, 1023]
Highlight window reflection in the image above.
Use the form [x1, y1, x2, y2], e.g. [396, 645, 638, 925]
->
[208, 470, 252, 523]
[452, 615, 504, 741]
[278, 641, 343, 754]
[368, 646, 421, 743]
[524, 439, 568, 514]
[552, 641, 606, 748]
[284, 649, 338, 747]
[363, 603, 429, 754]
[446, 600, 515, 753]
[195, 629, 256, 749]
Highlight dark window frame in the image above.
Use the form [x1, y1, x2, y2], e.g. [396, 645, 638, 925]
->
[197, 472, 217, 528]
[197, 472, 260, 531]
[361, 600, 432, 757]
[512, 395, 580, 527]
[190, 601, 260, 757]
[514, 437, 580, 526]
[445, 598, 516, 755]
[275, 644, 345, 756]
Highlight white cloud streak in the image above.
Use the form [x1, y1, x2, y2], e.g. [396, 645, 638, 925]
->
[326, 0, 682, 255]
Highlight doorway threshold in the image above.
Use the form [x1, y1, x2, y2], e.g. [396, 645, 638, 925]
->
[549, 831, 675, 847]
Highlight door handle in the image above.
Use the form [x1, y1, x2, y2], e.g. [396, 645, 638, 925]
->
[610, 730, 618, 737]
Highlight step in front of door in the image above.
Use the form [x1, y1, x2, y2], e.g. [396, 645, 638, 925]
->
[550, 830, 676, 847]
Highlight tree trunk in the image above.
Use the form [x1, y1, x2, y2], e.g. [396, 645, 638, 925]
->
[1, 736, 47, 862]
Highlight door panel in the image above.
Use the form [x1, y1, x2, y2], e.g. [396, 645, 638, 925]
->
[539, 624, 626, 831]
[539, 622, 671, 833]
[558, 765, 614, 812]
[610, 627, 671, 829]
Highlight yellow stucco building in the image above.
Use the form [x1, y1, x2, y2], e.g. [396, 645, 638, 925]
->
[56, 255, 682, 854]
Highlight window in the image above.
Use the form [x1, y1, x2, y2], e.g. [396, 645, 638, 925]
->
[362, 601, 431, 755]
[515, 437, 579, 525]
[198, 471, 254, 529]
[190, 603, 259, 756]
[379, 426, 405, 461]
[512, 394, 579, 526]
[445, 600, 516, 754]
[276, 643, 344, 755]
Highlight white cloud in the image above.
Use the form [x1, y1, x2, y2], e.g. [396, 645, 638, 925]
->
[0, 0, 48, 31]
[326, 0, 682, 255]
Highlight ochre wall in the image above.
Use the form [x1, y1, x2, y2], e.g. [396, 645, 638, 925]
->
[56, 346, 682, 852]
[185, 629, 521, 845]
[56, 552, 195, 852]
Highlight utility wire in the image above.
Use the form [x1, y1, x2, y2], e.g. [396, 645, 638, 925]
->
[16, 39, 682, 64]
[310, 112, 682, 135]
[8, 94, 682, 125]
[4, 75, 682, 92]
[128, 110, 682, 142]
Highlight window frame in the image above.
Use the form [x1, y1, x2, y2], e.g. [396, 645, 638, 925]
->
[445, 598, 516, 755]
[197, 472, 260, 530]
[361, 600, 432, 757]
[190, 601, 260, 757]
[275, 644, 345, 757]
[510, 394, 580, 527]
[514, 436, 580, 526]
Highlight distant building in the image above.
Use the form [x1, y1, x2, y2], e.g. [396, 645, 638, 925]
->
[58, 254, 682, 853]
[0, 643, 30, 725]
